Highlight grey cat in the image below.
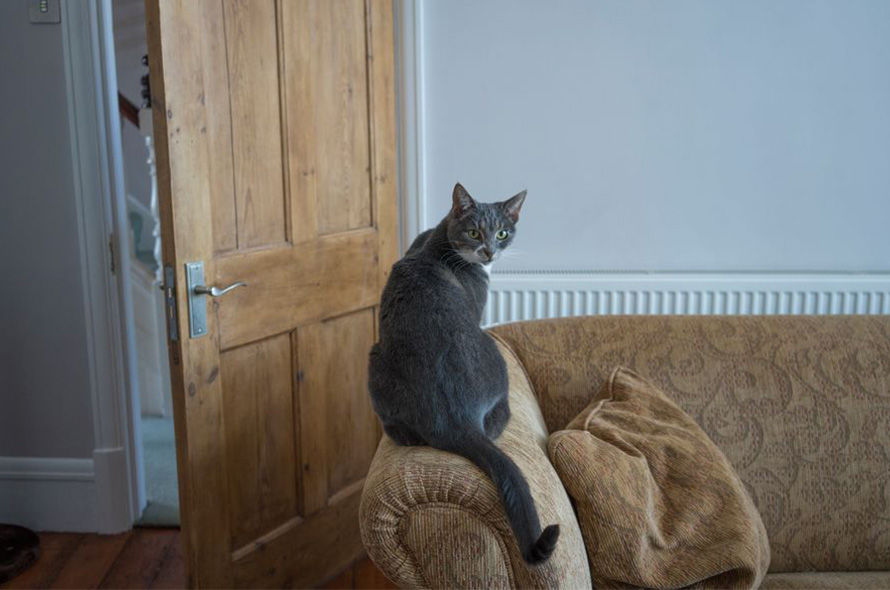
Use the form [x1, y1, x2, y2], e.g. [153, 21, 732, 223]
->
[368, 183, 560, 564]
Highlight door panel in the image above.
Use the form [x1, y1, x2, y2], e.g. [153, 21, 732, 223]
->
[215, 229, 379, 350]
[220, 333, 298, 551]
[223, 0, 287, 249]
[232, 492, 364, 589]
[317, 312, 379, 499]
[308, 0, 373, 235]
[201, 5, 238, 255]
[298, 309, 379, 516]
[146, 0, 396, 586]
[282, 0, 375, 242]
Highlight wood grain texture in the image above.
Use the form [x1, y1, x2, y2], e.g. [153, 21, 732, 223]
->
[281, 0, 319, 245]
[147, 1, 233, 586]
[145, 2, 193, 585]
[312, 0, 372, 235]
[221, 333, 299, 550]
[232, 492, 364, 589]
[298, 309, 378, 515]
[147, 534, 186, 590]
[367, 0, 399, 295]
[223, 0, 287, 249]
[1, 534, 81, 590]
[98, 530, 178, 589]
[200, 1, 238, 255]
[215, 229, 379, 350]
[49, 533, 130, 589]
[319, 312, 377, 499]
[147, 0, 397, 586]
[1, 530, 395, 590]
[320, 566, 353, 590]
[281, 0, 376, 240]
[353, 556, 398, 590]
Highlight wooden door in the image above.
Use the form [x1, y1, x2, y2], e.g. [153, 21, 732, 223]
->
[145, 1, 396, 587]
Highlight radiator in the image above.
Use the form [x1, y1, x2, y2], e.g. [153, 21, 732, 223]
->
[483, 272, 890, 326]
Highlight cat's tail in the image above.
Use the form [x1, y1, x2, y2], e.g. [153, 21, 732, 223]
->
[445, 431, 560, 565]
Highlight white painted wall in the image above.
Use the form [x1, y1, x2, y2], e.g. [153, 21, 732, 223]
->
[1, 0, 141, 533]
[416, 0, 890, 273]
[0, 0, 96, 460]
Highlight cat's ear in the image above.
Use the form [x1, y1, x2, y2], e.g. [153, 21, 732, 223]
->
[451, 183, 477, 217]
[502, 190, 527, 222]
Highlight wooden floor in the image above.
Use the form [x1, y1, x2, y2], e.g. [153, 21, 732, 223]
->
[1, 529, 397, 590]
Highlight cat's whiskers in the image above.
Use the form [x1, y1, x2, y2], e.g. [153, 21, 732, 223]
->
[440, 249, 472, 272]
[441, 247, 476, 269]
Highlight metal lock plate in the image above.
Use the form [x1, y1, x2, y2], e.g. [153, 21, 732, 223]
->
[163, 265, 179, 342]
[186, 262, 208, 338]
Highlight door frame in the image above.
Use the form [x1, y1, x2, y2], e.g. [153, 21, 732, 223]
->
[396, 0, 426, 253]
[64, 0, 146, 532]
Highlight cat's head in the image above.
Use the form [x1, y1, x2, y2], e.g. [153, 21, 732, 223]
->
[446, 183, 526, 266]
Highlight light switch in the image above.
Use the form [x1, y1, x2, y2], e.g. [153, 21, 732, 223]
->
[29, 0, 61, 24]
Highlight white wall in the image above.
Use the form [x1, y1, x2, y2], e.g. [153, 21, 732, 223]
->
[0, 0, 96, 460]
[415, 0, 890, 274]
[0, 0, 139, 533]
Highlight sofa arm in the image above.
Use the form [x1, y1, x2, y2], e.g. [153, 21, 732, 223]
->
[359, 338, 590, 589]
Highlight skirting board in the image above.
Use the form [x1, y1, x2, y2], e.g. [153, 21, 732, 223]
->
[484, 272, 890, 326]
[0, 448, 131, 533]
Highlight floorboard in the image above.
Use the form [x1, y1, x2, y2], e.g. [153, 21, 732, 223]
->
[353, 557, 398, 590]
[98, 529, 178, 589]
[147, 534, 185, 590]
[2, 534, 81, 590]
[50, 532, 131, 589]
[320, 565, 354, 590]
[1, 529, 396, 590]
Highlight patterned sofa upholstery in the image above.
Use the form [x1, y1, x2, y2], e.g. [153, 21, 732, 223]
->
[360, 316, 890, 588]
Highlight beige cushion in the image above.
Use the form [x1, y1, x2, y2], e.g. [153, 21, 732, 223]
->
[761, 571, 890, 589]
[549, 367, 770, 589]
[360, 337, 590, 589]
[492, 315, 890, 572]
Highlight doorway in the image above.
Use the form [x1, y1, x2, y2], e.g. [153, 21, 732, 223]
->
[111, 0, 178, 527]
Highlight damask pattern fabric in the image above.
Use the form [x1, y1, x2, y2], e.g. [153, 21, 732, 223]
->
[490, 316, 890, 573]
[760, 571, 890, 589]
[360, 338, 590, 589]
[549, 366, 770, 588]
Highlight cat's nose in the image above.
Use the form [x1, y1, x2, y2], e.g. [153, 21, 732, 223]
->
[481, 247, 493, 261]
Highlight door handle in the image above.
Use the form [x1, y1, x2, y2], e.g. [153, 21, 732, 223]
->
[185, 261, 248, 338]
[193, 282, 247, 297]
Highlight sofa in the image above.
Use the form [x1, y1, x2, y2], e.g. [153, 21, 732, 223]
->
[360, 316, 890, 589]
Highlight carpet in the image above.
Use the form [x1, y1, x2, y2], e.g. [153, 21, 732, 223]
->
[137, 416, 180, 527]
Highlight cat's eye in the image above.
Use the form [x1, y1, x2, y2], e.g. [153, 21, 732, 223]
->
[467, 229, 481, 240]
[496, 230, 509, 240]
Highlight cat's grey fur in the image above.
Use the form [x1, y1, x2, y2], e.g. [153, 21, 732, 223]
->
[368, 183, 560, 564]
